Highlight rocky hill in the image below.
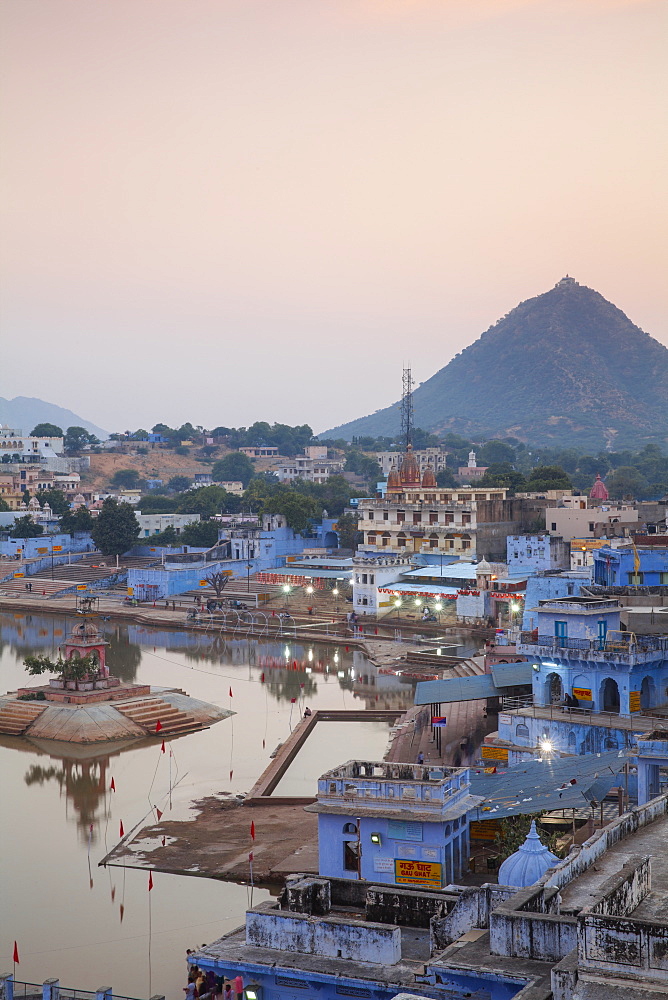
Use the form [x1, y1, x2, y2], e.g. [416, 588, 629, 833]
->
[0, 395, 108, 439]
[325, 277, 668, 452]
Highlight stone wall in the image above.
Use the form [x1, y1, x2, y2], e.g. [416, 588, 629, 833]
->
[541, 791, 668, 891]
[245, 902, 401, 964]
[489, 886, 577, 963]
[430, 885, 516, 949]
[365, 885, 450, 928]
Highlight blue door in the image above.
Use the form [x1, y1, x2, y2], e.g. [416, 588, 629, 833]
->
[555, 621, 567, 647]
[597, 619, 607, 650]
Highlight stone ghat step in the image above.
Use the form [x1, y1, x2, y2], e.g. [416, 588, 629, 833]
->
[115, 697, 199, 735]
[0, 579, 71, 596]
[0, 701, 47, 734]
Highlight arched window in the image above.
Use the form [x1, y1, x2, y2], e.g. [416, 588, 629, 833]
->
[342, 822, 358, 836]
[568, 731, 577, 748]
[397, 532, 407, 547]
[515, 724, 530, 740]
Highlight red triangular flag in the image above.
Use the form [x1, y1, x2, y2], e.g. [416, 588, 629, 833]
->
[290, 697, 296, 703]
[119, 903, 125, 923]
[155, 807, 163, 820]
[161, 836, 166, 847]
[148, 871, 154, 891]
[229, 687, 233, 698]
[119, 820, 124, 838]
[260, 672, 265, 683]
[111, 887, 116, 902]
[110, 777, 116, 792]
[13, 941, 19, 964]
[248, 851, 253, 863]
[161, 740, 165, 753]
[229, 769, 233, 780]
[250, 821, 255, 841]
[155, 720, 162, 733]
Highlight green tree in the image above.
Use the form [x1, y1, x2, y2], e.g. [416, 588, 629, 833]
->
[64, 426, 97, 453]
[606, 466, 649, 500]
[59, 506, 95, 534]
[525, 465, 572, 491]
[480, 464, 527, 494]
[335, 512, 360, 551]
[0, 497, 9, 512]
[31, 423, 63, 437]
[436, 468, 458, 488]
[212, 452, 255, 487]
[176, 485, 230, 516]
[35, 488, 69, 515]
[24, 652, 100, 689]
[478, 440, 516, 466]
[494, 813, 561, 863]
[180, 520, 220, 548]
[167, 475, 193, 492]
[10, 516, 44, 539]
[91, 498, 140, 557]
[111, 468, 144, 490]
[137, 495, 179, 513]
[263, 492, 320, 532]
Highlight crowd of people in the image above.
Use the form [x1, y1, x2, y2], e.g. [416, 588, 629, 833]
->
[184, 952, 245, 1000]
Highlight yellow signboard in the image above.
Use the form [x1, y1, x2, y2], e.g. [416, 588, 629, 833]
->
[573, 687, 592, 701]
[53, 546, 62, 552]
[37, 547, 48, 554]
[629, 691, 641, 713]
[394, 859, 442, 889]
[481, 746, 509, 763]
[127, 587, 134, 596]
[199, 580, 209, 586]
[470, 819, 502, 841]
[13, 572, 24, 578]
[76, 585, 87, 591]
[222, 570, 233, 576]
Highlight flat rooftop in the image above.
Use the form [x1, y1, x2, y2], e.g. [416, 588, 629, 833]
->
[198, 919, 430, 989]
[559, 811, 668, 919]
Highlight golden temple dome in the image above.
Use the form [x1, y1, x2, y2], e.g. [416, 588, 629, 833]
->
[421, 465, 437, 488]
[387, 464, 402, 493]
[399, 445, 421, 486]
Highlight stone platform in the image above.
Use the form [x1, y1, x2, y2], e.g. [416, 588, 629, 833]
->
[15, 681, 151, 705]
[0, 686, 231, 743]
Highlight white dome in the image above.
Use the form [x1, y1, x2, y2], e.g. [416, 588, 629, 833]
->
[498, 821, 559, 888]
[476, 558, 492, 575]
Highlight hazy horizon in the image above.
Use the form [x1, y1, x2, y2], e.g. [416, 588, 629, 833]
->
[2, 0, 666, 435]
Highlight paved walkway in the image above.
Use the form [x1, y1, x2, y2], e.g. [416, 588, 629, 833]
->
[559, 812, 668, 915]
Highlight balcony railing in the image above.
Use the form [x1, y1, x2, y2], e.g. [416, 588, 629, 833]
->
[519, 632, 668, 655]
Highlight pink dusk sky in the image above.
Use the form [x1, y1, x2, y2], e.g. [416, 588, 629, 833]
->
[1, 0, 666, 435]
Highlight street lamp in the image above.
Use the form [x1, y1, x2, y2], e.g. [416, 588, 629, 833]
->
[394, 597, 402, 619]
[332, 587, 339, 612]
[283, 583, 291, 607]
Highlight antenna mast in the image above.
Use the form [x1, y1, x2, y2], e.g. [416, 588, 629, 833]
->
[400, 365, 414, 450]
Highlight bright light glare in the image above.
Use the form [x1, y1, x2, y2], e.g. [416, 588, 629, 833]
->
[306, 586, 313, 594]
[539, 738, 554, 754]
[434, 603, 442, 611]
[511, 602, 519, 612]
[332, 588, 339, 596]
[414, 598, 421, 606]
[394, 599, 402, 607]
[282, 584, 290, 593]
[308, 649, 313, 661]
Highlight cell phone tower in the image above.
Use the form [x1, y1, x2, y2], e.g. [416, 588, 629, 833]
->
[400, 365, 414, 451]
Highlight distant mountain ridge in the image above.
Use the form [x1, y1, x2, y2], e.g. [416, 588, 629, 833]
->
[323, 278, 668, 452]
[0, 396, 108, 439]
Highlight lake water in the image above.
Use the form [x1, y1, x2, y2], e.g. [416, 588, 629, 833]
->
[0, 611, 426, 999]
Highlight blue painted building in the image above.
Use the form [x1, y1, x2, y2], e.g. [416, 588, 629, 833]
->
[506, 533, 570, 575]
[306, 760, 480, 887]
[497, 595, 668, 754]
[521, 570, 590, 631]
[593, 543, 668, 587]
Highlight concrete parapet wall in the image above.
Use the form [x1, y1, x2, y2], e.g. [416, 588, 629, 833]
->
[490, 885, 576, 963]
[245, 902, 401, 964]
[430, 885, 516, 949]
[588, 857, 650, 917]
[542, 791, 668, 891]
[365, 884, 449, 928]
